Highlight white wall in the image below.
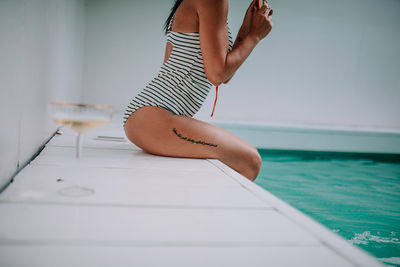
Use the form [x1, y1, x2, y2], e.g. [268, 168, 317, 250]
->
[82, 0, 400, 131]
[82, 0, 170, 122]
[0, 0, 85, 190]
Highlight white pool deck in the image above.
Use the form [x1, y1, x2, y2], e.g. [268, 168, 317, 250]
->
[0, 121, 384, 267]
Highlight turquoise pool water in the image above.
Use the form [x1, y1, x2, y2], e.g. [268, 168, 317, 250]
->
[256, 149, 400, 267]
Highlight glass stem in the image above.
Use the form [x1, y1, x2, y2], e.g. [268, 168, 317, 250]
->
[76, 133, 83, 159]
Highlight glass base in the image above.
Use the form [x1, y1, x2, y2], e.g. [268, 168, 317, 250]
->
[57, 186, 95, 197]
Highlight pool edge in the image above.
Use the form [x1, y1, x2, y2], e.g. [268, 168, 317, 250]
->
[207, 159, 385, 267]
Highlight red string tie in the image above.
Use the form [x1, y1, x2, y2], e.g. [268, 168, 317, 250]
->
[210, 86, 218, 117]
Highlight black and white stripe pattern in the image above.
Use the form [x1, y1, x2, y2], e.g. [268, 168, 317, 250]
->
[123, 17, 233, 125]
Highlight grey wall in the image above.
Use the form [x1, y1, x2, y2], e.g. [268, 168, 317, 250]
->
[0, 0, 85, 190]
[82, 0, 170, 118]
[82, 0, 400, 131]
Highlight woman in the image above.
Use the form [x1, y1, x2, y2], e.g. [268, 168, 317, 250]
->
[124, 0, 273, 180]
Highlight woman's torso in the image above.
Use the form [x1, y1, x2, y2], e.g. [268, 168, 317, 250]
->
[123, 5, 232, 125]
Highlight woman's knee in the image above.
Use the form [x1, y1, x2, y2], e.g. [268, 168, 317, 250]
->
[245, 149, 262, 181]
[220, 146, 262, 181]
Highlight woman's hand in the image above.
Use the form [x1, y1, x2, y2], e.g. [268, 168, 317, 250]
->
[240, 0, 257, 36]
[248, 3, 273, 42]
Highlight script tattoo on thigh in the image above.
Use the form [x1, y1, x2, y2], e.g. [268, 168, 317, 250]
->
[172, 128, 218, 147]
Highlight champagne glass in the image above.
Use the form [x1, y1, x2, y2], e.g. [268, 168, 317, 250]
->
[48, 102, 113, 197]
[48, 102, 113, 158]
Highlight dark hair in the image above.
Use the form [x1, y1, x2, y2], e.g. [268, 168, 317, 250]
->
[164, 0, 183, 35]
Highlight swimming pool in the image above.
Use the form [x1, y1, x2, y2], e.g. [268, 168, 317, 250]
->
[255, 149, 400, 267]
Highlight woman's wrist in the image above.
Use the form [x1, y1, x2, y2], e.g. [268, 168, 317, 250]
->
[233, 26, 251, 49]
[238, 25, 250, 39]
[233, 31, 259, 51]
[245, 32, 261, 46]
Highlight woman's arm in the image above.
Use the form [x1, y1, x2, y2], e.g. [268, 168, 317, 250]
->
[197, 0, 273, 86]
[224, 0, 258, 84]
[163, 42, 173, 64]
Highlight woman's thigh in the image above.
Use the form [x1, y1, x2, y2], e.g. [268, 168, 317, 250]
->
[124, 106, 261, 179]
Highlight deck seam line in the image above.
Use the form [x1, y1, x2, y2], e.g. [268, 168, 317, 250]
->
[0, 200, 271, 211]
[0, 240, 320, 247]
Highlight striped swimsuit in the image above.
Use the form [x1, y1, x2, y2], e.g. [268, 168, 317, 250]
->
[123, 16, 233, 126]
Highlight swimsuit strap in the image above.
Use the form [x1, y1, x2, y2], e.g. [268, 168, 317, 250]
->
[168, 13, 175, 32]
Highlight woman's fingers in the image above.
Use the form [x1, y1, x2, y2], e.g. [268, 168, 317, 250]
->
[246, 0, 257, 16]
[258, 3, 273, 17]
[247, 0, 257, 11]
[247, 0, 253, 10]
[258, 4, 268, 14]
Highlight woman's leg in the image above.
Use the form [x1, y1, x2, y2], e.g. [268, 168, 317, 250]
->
[124, 106, 261, 180]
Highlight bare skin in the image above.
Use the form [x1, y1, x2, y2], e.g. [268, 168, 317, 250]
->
[125, 0, 273, 180]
